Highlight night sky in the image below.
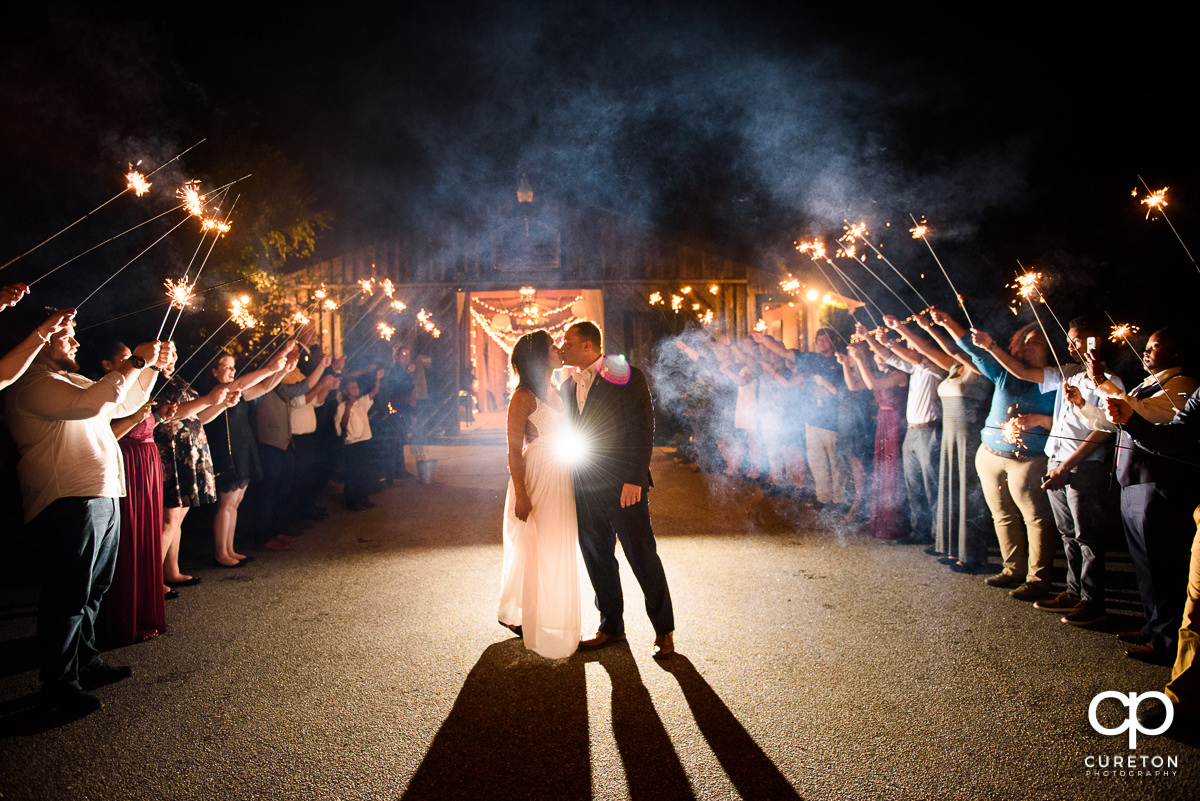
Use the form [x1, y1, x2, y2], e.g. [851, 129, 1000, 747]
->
[2, 1, 1197, 356]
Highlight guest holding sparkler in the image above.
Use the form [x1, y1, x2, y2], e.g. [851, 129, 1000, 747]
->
[911, 314, 993, 572]
[1076, 328, 1198, 662]
[203, 343, 299, 566]
[833, 341, 872, 522]
[972, 318, 1121, 624]
[1106, 387, 1200, 730]
[154, 355, 236, 588]
[875, 316, 949, 549]
[336, 369, 385, 511]
[849, 332, 909, 540]
[94, 340, 173, 647]
[793, 328, 846, 510]
[6, 324, 169, 713]
[932, 309, 1057, 601]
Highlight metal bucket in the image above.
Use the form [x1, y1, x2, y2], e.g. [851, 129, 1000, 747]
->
[416, 459, 438, 485]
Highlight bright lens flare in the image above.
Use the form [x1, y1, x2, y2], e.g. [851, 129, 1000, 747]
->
[1141, 187, 1168, 219]
[164, 278, 194, 310]
[126, 166, 151, 197]
[1001, 418, 1021, 445]
[553, 425, 590, 467]
[1109, 323, 1139, 343]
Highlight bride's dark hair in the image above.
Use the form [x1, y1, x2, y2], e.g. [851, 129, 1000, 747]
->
[511, 330, 553, 402]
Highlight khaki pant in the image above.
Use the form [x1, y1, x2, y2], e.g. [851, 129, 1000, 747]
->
[1165, 506, 1200, 715]
[974, 446, 1056, 583]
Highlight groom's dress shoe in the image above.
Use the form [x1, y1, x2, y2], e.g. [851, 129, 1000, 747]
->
[652, 632, 675, 659]
[579, 632, 625, 650]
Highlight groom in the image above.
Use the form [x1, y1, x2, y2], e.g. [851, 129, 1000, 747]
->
[559, 321, 675, 658]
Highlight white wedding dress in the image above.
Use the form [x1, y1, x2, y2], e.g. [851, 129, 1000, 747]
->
[497, 397, 582, 659]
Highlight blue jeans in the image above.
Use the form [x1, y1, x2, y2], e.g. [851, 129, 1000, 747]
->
[33, 497, 120, 688]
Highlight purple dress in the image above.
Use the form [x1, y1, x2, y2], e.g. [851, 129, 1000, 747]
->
[869, 385, 909, 540]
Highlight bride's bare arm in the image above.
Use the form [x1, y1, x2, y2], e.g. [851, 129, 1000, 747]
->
[507, 388, 538, 521]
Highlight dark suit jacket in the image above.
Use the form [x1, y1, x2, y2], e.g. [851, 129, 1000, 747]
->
[560, 362, 654, 496]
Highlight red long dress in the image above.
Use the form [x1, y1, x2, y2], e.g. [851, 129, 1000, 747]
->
[869, 385, 910, 540]
[97, 415, 166, 646]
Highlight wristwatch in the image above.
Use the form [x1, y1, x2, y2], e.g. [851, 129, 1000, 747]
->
[128, 354, 147, 369]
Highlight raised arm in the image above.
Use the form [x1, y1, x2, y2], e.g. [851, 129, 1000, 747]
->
[969, 328, 1044, 383]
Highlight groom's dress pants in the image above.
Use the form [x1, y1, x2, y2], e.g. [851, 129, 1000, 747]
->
[577, 488, 674, 637]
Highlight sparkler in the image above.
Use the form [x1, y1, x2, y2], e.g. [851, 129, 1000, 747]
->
[166, 192, 240, 344]
[126, 165, 151, 197]
[796, 237, 881, 327]
[909, 214, 973, 329]
[1008, 270, 1065, 376]
[831, 235, 915, 317]
[178, 181, 206, 218]
[1108, 322, 1139, 344]
[164, 278, 195, 311]
[230, 296, 258, 330]
[841, 221, 933, 310]
[1000, 418, 1022, 446]
[1134, 177, 1198, 274]
[0, 138, 205, 272]
[417, 309, 441, 338]
[649, 292, 663, 306]
[378, 322, 396, 341]
[1104, 312, 1181, 412]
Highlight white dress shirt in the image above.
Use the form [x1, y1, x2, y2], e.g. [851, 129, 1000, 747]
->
[6, 363, 153, 522]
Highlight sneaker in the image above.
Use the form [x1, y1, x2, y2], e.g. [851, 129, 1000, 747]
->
[985, 572, 1021, 588]
[1033, 591, 1079, 612]
[1009, 581, 1052, 601]
[1062, 601, 1107, 627]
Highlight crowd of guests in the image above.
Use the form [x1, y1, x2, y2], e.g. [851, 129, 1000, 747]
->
[0, 283, 426, 714]
[657, 307, 1199, 729]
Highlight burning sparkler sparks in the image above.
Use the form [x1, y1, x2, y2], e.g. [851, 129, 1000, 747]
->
[178, 181, 205, 218]
[378, 322, 396, 341]
[323, 299, 338, 311]
[754, 319, 767, 333]
[1109, 322, 1139, 343]
[909, 223, 928, 239]
[1012, 271, 1044, 301]
[1139, 187, 1169, 219]
[291, 311, 311, 326]
[381, 278, 395, 298]
[780, 277, 801, 294]
[391, 300, 406, 312]
[417, 309, 441, 338]
[671, 294, 683, 312]
[708, 284, 719, 295]
[649, 292, 663, 306]
[315, 286, 327, 300]
[126, 165, 151, 197]
[201, 217, 231, 234]
[230, 297, 257, 329]
[358, 278, 375, 294]
[1001, 418, 1022, 445]
[701, 310, 714, 325]
[164, 278, 195, 310]
[796, 238, 827, 260]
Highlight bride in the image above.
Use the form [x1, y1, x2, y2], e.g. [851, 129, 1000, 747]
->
[497, 330, 581, 659]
